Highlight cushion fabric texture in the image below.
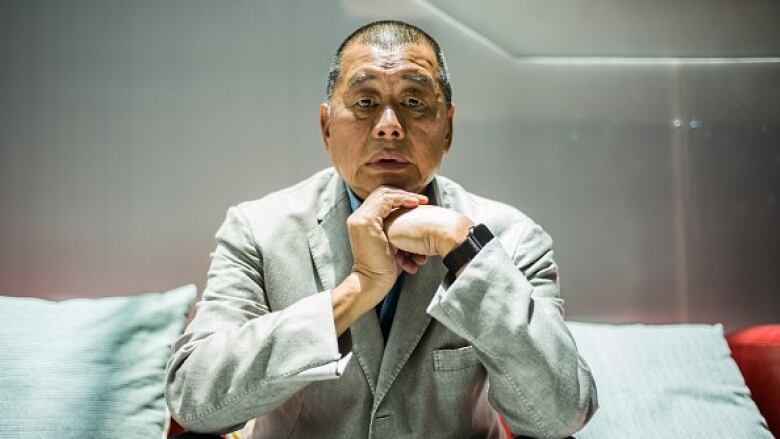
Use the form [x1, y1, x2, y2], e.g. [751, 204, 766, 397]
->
[0, 284, 196, 439]
[567, 322, 773, 439]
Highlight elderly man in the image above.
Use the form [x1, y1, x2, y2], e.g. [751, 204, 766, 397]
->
[166, 20, 597, 439]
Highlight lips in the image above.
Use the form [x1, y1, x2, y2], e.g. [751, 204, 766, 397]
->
[366, 153, 410, 171]
[367, 152, 409, 165]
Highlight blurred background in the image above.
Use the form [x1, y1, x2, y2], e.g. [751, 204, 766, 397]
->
[1, 0, 778, 331]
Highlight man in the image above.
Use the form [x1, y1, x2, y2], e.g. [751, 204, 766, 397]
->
[166, 20, 598, 439]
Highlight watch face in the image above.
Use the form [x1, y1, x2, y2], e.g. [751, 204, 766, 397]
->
[471, 224, 494, 246]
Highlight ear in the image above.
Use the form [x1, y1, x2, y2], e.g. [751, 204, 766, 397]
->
[320, 102, 332, 152]
[443, 103, 455, 154]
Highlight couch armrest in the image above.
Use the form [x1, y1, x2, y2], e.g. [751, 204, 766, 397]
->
[727, 324, 780, 437]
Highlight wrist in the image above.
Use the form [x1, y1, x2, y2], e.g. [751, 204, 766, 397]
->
[438, 216, 475, 256]
[442, 223, 495, 278]
[331, 273, 363, 336]
[332, 271, 390, 335]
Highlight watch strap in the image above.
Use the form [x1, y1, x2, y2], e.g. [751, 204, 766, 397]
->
[443, 223, 494, 275]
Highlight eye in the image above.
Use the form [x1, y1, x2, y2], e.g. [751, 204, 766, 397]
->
[356, 98, 374, 108]
[404, 97, 422, 108]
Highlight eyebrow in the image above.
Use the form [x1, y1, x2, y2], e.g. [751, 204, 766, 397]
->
[346, 72, 434, 89]
[347, 73, 376, 88]
[400, 73, 433, 87]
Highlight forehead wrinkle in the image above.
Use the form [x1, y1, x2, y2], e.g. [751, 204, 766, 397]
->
[366, 43, 438, 75]
[338, 44, 442, 97]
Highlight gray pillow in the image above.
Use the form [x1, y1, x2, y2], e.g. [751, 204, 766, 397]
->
[0, 285, 196, 439]
[567, 322, 772, 439]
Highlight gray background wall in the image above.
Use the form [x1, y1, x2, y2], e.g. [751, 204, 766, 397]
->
[1, 0, 778, 331]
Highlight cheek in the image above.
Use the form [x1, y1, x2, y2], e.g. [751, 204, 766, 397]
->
[409, 126, 448, 163]
[330, 120, 364, 152]
[329, 135, 365, 179]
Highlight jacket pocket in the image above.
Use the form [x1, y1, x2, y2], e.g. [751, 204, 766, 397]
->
[432, 345, 481, 371]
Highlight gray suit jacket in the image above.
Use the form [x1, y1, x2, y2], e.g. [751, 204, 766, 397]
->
[165, 168, 598, 439]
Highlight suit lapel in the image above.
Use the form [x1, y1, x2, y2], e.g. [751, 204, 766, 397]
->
[374, 178, 453, 407]
[307, 172, 384, 397]
[374, 257, 447, 406]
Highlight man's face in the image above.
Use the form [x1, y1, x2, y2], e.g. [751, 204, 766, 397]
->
[320, 42, 455, 200]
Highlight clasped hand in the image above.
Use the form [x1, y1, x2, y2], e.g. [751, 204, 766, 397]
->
[346, 186, 473, 294]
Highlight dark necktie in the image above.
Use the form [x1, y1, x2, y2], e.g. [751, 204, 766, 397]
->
[376, 274, 404, 342]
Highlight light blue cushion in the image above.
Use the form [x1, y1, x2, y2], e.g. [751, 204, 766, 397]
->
[567, 322, 772, 439]
[0, 285, 196, 439]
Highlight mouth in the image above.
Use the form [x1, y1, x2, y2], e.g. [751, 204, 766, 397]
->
[366, 154, 411, 171]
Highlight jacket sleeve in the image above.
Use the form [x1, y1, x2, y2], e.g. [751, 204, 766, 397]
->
[426, 222, 598, 439]
[165, 206, 351, 434]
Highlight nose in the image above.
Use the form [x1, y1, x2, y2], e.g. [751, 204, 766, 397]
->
[372, 106, 405, 140]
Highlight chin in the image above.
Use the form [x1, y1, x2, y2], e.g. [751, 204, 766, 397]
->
[372, 177, 422, 193]
[348, 169, 426, 196]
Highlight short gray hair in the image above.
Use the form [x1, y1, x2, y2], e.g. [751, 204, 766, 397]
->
[326, 20, 452, 107]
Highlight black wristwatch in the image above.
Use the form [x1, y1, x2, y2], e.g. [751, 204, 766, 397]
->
[443, 223, 494, 275]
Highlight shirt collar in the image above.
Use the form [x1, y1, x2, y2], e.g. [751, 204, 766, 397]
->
[345, 183, 362, 213]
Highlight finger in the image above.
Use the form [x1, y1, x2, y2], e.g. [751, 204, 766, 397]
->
[395, 252, 413, 274]
[410, 253, 428, 266]
[405, 193, 428, 204]
[374, 185, 428, 202]
[366, 189, 427, 216]
[401, 257, 418, 274]
[400, 250, 424, 265]
[394, 254, 416, 275]
[379, 196, 424, 218]
[382, 192, 427, 209]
